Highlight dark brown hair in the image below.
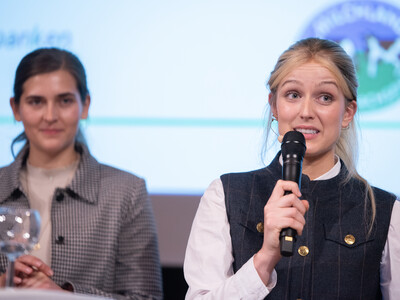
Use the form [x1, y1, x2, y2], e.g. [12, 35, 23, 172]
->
[11, 48, 89, 156]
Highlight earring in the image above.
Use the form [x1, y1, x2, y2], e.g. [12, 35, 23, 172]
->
[270, 115, 279, 137]
[342, 123, 350, 130]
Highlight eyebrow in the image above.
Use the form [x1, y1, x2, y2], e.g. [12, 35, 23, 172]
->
[280, 79, 338, 88]
[57, 92, 77, 98]
[24, 92, 76, 99]
[24, 95, 44, 100]
[318, 80, 338, 88]
[281, 79, 300, 88]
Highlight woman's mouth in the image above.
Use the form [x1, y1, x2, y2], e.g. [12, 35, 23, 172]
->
[295, 128, 319, 134]
[41, 129, 62, 134]
[294, 128, 319, 139]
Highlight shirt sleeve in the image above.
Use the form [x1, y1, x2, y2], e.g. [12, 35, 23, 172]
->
[70, 178, 163, 299]
[184, 178, 276, 300]
[380, 199, 400, 300]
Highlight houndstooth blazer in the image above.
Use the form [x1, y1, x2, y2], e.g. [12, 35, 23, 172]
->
[0, 143, 163, 300]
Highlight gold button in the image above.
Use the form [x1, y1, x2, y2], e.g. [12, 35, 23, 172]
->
[256, 222, 264, 233]
[344, 234, 355, 245]
[298, 246, 309, 257]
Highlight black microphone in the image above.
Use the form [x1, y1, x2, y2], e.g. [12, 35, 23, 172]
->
[279, 130, 306, 257]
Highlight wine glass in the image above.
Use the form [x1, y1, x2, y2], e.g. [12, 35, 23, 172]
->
[0, 207, 40, 288]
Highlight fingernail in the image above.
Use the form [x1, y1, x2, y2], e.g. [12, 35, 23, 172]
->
[35, 261, 42, 268]
[15, 277, 22, 284]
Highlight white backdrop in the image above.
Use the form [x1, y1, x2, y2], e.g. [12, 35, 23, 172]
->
[0, 0, 399, 196]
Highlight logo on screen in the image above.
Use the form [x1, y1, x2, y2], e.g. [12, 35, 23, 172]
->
[0, 26, 72, 50]
[301, 0, 400, 112]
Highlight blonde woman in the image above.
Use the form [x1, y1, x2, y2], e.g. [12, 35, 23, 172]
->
[184, 38, 400, 299]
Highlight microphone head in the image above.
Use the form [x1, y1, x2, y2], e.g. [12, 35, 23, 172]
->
[281, 131, 306, 158]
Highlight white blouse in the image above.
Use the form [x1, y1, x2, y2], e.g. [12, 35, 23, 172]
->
[184, 159, 400, 299]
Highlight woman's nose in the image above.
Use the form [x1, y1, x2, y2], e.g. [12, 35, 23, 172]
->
[43, 103, 58, 122]
[299, 98, 315, 120]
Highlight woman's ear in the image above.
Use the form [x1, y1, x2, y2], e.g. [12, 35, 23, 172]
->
[342, 100, 357, 129]
[81, 95, 91, 120]
[10, 98, 21, 121]
[268, 93, 277, 119]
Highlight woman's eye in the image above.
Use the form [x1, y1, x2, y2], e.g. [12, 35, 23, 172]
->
[28, 98, 43, 106]
[287, 92, 300, 99]
[319, 94, 333, 103]
[60, 98, 74, 105]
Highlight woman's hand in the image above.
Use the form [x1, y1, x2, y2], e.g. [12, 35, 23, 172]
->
[19, 270, 65, 291]
[0, 255, 54, 288]
[254, 180, 309, 284]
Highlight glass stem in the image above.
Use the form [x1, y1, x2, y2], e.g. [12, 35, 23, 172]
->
[5, 260, 15, 287]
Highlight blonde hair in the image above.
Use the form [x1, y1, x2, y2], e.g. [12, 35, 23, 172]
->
[265, 38, 375, 234]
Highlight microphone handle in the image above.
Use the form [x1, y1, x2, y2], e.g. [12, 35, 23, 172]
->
[280, 191, 297, 256]
[280, 159, 300, 257]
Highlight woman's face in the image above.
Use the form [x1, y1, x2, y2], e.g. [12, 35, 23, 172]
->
[271, 61, 356, 163]
[11, 69, 90, 159]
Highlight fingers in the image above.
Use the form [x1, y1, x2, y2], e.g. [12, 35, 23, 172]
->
[258, 180, 309, 265]
[301, 199, 310, 212]
[20, 271, 46, 288]
[271, 180, 302, 199]
[265, 206, 307, 235]
[266, 180, 308, 215]
[17, 255, 45, 268]
[277, 194, 308, 215]
[19, 271, 63, 291]
[0, 272, 23, 287]
[15, 255, 53, 277]
[14, 261, 35, 277]
[264, 180, 309, 235]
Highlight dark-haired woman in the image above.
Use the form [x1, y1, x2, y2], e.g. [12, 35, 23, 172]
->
[0, 48, 163, 299]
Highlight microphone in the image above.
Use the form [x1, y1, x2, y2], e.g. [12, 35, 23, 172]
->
[279, 130, 306, 257]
